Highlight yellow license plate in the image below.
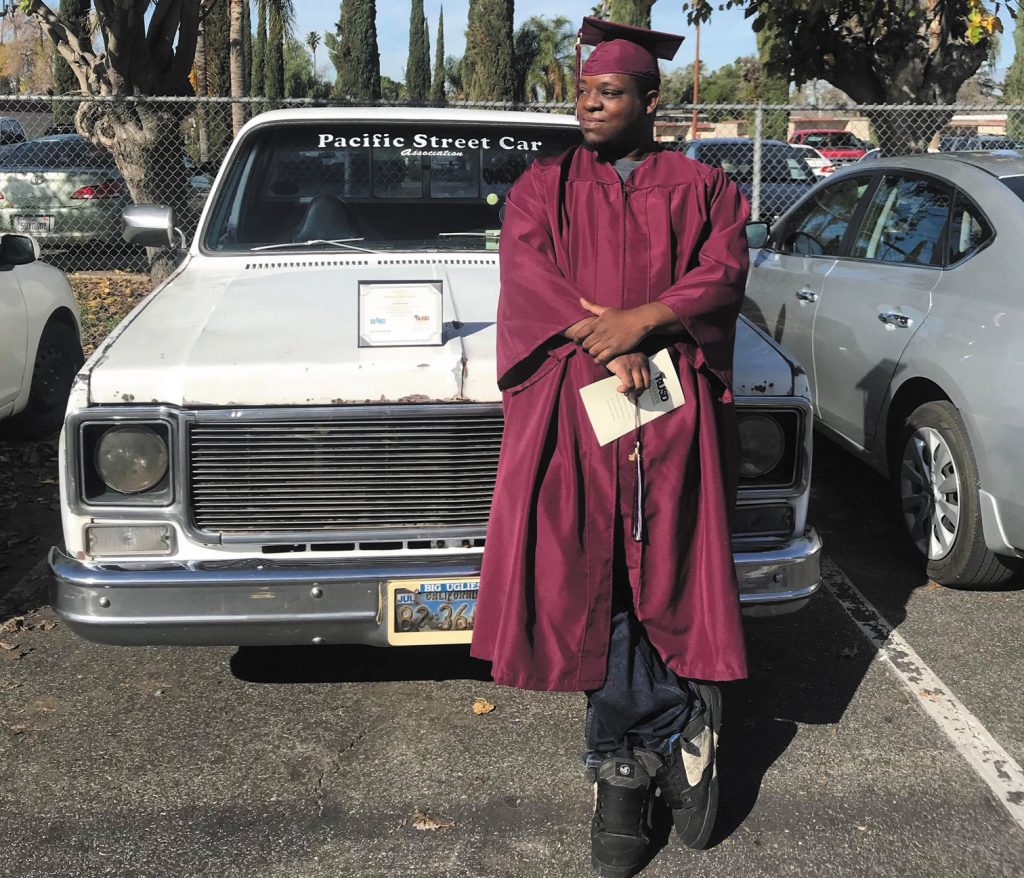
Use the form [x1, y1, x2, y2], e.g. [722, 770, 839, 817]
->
[385, 577, 480, 646]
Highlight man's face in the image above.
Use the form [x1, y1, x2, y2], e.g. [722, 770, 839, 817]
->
[576, 73, 658, 154]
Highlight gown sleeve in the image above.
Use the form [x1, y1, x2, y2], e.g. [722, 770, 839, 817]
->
[495, 160, 592, 392]
[654, 167, 751, 388]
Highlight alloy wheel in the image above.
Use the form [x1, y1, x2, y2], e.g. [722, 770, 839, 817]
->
[899, 426, 961, 561]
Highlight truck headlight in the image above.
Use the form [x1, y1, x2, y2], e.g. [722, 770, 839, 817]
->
[738, 414, 786, 478]
[94, 425, 169, 494]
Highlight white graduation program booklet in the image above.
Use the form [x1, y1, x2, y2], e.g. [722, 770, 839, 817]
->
[579, 349, 686, 446]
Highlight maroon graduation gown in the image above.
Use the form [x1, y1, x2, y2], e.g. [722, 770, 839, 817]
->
[470, 145, 750, 691]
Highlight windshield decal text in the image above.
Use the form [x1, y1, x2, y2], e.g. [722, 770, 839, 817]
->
[316, 133, 543, 153]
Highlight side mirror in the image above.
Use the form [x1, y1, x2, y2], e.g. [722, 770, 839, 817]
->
[122, 204, 178, 248]
[0, 233, 39, 265]
[745, 222, 770, 250]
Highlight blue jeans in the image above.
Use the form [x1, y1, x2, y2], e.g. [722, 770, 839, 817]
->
[584, 600, 703, 768]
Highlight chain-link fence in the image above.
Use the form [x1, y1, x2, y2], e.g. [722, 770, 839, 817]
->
[0, 95, 1020, 272]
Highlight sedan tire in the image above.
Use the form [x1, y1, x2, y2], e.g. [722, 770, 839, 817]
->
[6, 320, 84, 440]
[895, 401, 1019, 588]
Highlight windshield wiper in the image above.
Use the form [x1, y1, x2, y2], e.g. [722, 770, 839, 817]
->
[250, 238, 378, 253]
[437, 231, 500, 238]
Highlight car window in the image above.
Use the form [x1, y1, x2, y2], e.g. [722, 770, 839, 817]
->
[804, 132, 862, 150]
[691, 142, 814, 184]
[947, 194, 991, 264]
[849, 175, 951, 266]
[776, 176, 871, 256]
[204, 123, 581, 252]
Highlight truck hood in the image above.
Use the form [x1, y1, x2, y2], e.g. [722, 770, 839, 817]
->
[88, 256, 503, 406]
[88, 255, 799, 407]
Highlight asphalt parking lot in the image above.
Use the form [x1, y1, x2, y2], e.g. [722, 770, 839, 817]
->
[1, 436, 1022, 878]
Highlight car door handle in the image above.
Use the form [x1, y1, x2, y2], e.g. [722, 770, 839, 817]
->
[795, 289, 819, 303]
[878, 311, 913, 328]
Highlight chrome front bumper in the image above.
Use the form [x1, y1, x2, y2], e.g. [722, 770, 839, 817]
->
[49, 529, 822, 646]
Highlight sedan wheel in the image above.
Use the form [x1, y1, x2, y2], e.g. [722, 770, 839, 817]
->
[900, 426, 960, 561]
[894, 401, 1019, 588]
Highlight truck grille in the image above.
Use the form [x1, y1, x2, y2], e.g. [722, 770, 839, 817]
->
[188, 408, 503, 536]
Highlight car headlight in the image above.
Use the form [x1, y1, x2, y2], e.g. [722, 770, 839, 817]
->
[738, 414, 786, 478]
[94, 425, 169, 494]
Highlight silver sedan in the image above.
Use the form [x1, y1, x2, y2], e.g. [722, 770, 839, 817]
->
[744, 151, 1024, 587]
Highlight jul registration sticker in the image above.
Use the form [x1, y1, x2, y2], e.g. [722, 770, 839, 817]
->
[385, 577, 480, 646]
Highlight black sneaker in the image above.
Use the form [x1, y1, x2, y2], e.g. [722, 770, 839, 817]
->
[590, 755, 655, 878]
[650, 682, 721, 849]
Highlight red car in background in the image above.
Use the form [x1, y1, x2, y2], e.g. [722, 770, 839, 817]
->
[789, 129, 869, 163]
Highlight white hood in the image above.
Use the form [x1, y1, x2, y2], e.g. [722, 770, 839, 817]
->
[88, 255, 502, 406]
[87, 253, 799, 408]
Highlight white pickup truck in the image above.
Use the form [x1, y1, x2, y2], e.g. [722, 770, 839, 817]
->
[50, 107, 821, 647]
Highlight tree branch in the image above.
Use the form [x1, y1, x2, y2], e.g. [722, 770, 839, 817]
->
[21, 0, 100, 92]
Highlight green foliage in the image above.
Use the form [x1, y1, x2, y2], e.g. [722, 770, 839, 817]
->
[381, 75, 406, 100]
[266, 1, 285, 98]
[252, 0, 267, 97]
[204, 0, 232, 97]
[1005, 15, 1024, 137]
[514, 15, 574, 103]
[406, 0, 431, 101]
[328, 0, 382, 99]
[608, 0, 654, 27]
[51, 0, 89, 122]
[444, 54, 465, 98]
[431, 7, 446, 103]
[464, 0, 515, 101]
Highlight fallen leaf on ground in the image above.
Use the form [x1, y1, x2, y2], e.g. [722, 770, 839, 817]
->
[0, 641, 19, 651]
[925, 580, 943, 591]
[412, 809, 456, 831]
[0, 678, 19, 692]
[0, 617, 25, 633]
[472, 697, 496, 715]
[34, 619, 57, 632]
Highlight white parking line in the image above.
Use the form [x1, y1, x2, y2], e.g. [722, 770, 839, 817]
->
[822, 558, 1024, 829]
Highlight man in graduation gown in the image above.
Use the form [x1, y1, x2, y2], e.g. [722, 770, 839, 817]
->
[470, 17, 750, 876]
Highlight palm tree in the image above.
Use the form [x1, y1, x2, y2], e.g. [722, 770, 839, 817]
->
[524, 16, 575, 103]
[306, 30, 321, 77]
[230, 0, 246, 134]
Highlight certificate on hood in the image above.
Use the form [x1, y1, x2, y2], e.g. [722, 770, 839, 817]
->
[358, 281, 444, 347]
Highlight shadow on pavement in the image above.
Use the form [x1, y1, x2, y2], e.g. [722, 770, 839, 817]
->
[229, 642, 492, 684]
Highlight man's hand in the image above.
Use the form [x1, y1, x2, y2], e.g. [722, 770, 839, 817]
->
[578, 298, 650, 364]
[606, 353, 650, 398]
[564, 316, 597, 343]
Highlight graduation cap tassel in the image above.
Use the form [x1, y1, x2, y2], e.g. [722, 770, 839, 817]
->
[630, 403, 644, 543]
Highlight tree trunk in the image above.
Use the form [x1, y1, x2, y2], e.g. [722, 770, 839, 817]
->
[195, 18, 209, 164]
[230, 0, 245, 135]
[77, 101, 193, 284]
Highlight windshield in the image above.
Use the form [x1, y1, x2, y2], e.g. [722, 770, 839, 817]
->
[695, 143, 814, 184]
[803, 131, 863, 150]
[203, 121, 581, 252]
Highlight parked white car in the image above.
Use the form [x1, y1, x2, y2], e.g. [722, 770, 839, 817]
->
[50, 108, 822, 647]
[0, 233, 83, 439]
[789, 143, 835, 178]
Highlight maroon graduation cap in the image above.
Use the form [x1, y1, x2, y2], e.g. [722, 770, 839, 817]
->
[576, 16, 685, 83]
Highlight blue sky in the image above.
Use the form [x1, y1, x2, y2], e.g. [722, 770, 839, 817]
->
[292, 0, 1017, 84]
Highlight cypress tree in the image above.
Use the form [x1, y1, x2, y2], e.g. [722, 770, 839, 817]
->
[1006, 17, 1024, 138]
[431, 6, 446, 103]
[464, 0, 514, 101]
[242, 0, 252, 95]
[607, 0, 654, 28]
[756, 26, 790, 142]
[266, 1, 285, 98]
[252, 0, 267, 97]
[328, 0, 382, 100]
[406, 0, 430, 100]
[205, 0, 232, 97]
